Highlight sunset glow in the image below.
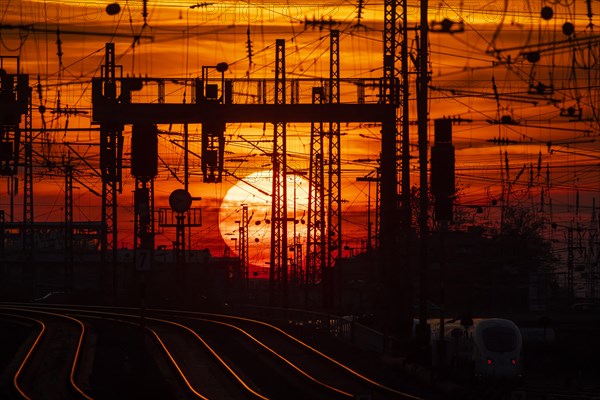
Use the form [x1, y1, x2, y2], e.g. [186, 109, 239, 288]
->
[0, 0, 598, 285]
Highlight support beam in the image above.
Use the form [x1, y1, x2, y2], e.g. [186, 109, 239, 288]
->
[92, 103, 393, 125]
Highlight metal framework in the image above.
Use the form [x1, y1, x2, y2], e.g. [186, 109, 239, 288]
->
[99, 43, 124, 297]
[65, 163, 74, 291]
[383, 0, 398, 107]
[356, 168, 382, 250]
[325, 30, 341, 308]
[91, 42, 397, 308]
[0, 56, 28, 177]
[306, 87, 326, 300]
[22, 85, 34, 252]
[134, 179, 154, 254]
[269, 39, 288, 306]
[567, 226, 574, 298]
[240, 204, 249, 290]
[399, 0, 411, 232]
[379, 0, 400, 256]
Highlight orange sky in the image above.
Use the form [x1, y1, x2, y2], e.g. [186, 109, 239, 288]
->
[1, 0, 599, 271]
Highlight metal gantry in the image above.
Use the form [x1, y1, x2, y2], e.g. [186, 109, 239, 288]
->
[91, 40, 397, 308]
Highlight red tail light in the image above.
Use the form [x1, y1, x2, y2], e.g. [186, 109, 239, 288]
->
[511, 359, 517, 365]
[487, 358, 493, 365]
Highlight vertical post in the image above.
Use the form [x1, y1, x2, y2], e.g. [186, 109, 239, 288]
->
[22, 85, 34, 299]
[381, 0, 407, 345]
[65, 162, 74, 293]
[375, 168, 381, 249]
[306, 87, 326, 305]
[432, 118, 455, 367]
[0, 210, 5, 279]
[240, 204, 249, 295]
[100, 43, 123, 301]
[176, 213, 186, 265]
[326, 30, 341, 309]
[417, 0, 431, 361]
[270, 39, 288, 307]
[184, 123, 189, 192]
[400, 0, 412, 337]
[22, 86, 33, 252]
[567, 226, 574, 299]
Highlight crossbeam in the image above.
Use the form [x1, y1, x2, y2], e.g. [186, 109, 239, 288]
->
[92, 102, 393, 124]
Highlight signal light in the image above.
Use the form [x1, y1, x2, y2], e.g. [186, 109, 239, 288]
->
[486, 358, 493, 365]
[511, 359, 517, 365]
[106, 3, 121, 15]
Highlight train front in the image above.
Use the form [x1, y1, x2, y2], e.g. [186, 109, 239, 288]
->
[472, 318, 523, 379]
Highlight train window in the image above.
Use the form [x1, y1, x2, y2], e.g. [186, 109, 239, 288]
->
[481, 327, 518, 352]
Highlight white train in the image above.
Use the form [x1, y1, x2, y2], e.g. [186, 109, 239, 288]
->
[425, 317, 524, 379]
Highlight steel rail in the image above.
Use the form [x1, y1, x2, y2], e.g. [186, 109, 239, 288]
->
[0, 312, 46, 400]
[167, 309, 425, 400]
[65, 312, 209, 400]
[3, 303, 424, 399]
[5, 304, 267, 399]
[188, 315, 354, 398]
[0, 306, 93, 400]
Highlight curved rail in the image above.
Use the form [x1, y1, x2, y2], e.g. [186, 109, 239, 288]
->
[168, 309, 425, 400]
[5, 304, 267, 399]
[0, 312, 46, 400]
[144, 315, 269, 400]
[2, 303, 425, 400]
[0, 306, 93, 400]
[67, 312, 210, 399]
[189, 315, 354, 398]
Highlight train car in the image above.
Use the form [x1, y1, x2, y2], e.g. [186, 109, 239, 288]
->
[426, 317, 523, 379]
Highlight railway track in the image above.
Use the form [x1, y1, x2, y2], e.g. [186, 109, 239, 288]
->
[0, 303, 430, 400]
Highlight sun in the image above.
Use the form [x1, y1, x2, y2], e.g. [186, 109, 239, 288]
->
[218, 171, 309, 276]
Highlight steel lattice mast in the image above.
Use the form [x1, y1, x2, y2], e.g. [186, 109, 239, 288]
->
[240, 204, 249, 293]
[306, 87, 326, 304]
[98, 43, 124, 299]
[65, 161, 74, 292]
[22, 85, 33, 252]
[325, 30, 341, 309]
[269, 39, 288, 306]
